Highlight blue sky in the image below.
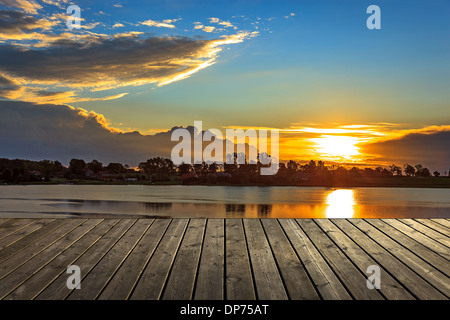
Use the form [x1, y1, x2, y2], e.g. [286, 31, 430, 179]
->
[54, 0, 449, 131]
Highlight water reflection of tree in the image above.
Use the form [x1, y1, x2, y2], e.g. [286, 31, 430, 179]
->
[257, 204, 272, 217]
[225, 204, 246, 213]
[144, 202, 172, 212]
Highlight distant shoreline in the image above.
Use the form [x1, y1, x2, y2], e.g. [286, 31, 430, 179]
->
[3, 176, 450, 188]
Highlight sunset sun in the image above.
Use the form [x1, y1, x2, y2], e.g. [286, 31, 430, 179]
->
[312, 135, 360, 160]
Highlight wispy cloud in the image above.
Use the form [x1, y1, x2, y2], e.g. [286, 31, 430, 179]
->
[140, 19, 176, 29]
[1, 0, 42, 14]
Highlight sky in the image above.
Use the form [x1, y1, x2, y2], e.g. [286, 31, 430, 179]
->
[0, 0, 449, 171]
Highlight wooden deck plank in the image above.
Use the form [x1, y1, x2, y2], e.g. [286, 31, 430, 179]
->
[130, 219, 189, 300]
[162, 219, 206, 300]
[0, 219, 103, 299]
[0, 219, 54, 250]
[295, 219, 383, 300]
[0, 219, 36, 239]
[0, 218, 447, 301]
[225, 219, 256, 300]
[67, 219, 153, 300]
[0, 219, 70, 264]
[261, 219, 319, 300]
[194, 219, 225, 300]
[400, 219, 450, 247]
[278, 219, 351, 300]
[0, 219, 12, 228]
[431, 219, 450, 229]
[349, 219, 449, 299]
[35, 219, 137, 300]
[365, 219, 450, 277]
[98, 219, 171, 300]
[0, 219, 84, 280]
[382, 219, 450, 260]
[243, 219, 288, 300]
[316, 219, 414, 300]
[4, 219, 120, 300]
[413, 219, 450, 239]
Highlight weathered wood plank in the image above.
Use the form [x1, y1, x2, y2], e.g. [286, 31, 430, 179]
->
[0, 219, 69, 264]
[0, 219, 37, 240]
[98, 219, 171, 300]
[130, 219, 189, 300]
[383, 219, 450, 260]
[35, 219, 136, 300]
[0, 218, 447, 301]
[261, 219, 319, 300]
[0, 219, 54, 250]
[296, 219, 383, 300]
[400, 219, 450, 247]
[349, 219, 449, 299]
[243, 219, 288, 300]
[162, 219, 206, 300]
[0, 219, 12, 228]
[414, 219, 450, 239]
[0, 219, 103, 299]
[194, 219, 224, 300]
[225, 219, 256, 300]
[365, 219, 450, 277]
[67, 219, 153, 300]
[0, 219, 84, 280]
[432, 219, 450, 229]
[320, 219, 414, 300]
[4, 219, 120, 300]
[278, 219, 351, 300]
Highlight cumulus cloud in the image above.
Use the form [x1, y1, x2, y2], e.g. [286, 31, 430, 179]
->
[0, 100, 176, 164]
[112, 22, 124, 28]
[0, 101, 257, 166]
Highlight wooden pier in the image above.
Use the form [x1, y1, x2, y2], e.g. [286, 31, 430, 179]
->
[0, 218, 448, 300]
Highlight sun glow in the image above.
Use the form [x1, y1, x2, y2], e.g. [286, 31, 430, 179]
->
[326, 189, 355, 218]
[311, 135, 360, 160]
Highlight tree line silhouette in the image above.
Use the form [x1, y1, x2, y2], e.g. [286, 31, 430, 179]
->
[0, 156, 448, 185]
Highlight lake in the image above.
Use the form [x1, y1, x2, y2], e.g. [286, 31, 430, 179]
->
[1, 185, 449, 218]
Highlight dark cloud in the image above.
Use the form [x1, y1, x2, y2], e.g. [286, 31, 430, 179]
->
[0, 10, 41, 33]
[0, 101, 255, 166]
[0, 30, 248, 101]
[0, 74, 19, 95]
[0, 36, 207, 84]
[362, 131, 450, 172]
[0, 100, 176, 165]
[0, 0, 42, 14]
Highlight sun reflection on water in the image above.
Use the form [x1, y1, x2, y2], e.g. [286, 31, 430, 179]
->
[326, 189, 355, 218]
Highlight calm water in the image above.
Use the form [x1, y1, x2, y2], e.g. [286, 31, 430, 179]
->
[0, 185, 449, 218]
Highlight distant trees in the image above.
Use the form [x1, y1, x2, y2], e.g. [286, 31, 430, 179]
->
[1, 168, 13, 182]
[139, 157, 175, 181]
[0, 156, 448, 185]
[404, 164, 415, 177]
[106, 163, 125, 174]
[414, 164, 431, 177]
[87, 160, 103, 173]
[389, 164, 402, 176]
[69, 159, 86, 175]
